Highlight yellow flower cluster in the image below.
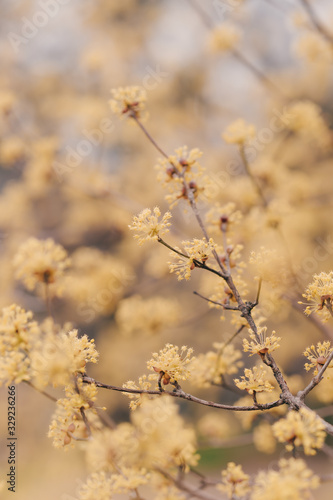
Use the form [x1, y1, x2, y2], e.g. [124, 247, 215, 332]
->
[198, 413, 231, 442]
[222, 118, 256, 145]
[116, 294, 180, 336]
[252, 458, 319, 500]
[76, 471, 112, 500]
[64, 247, 132, 320]
[284, 100, 331, 148]
[249, 247, 288, 288]
[272, 408, 326, 455]
[0, 304, 38, 385]
[303, 341, 333, 375]
[243, 326, 281, 356]
[13, 237, 71, 297]
[0, 89, 15, 115]
[253, 421, 276, 454]
[156, 146, 209, 207]
[129, 206, 172, 245]
[190, 342, 243, 388]
[209, 24, 241, 53]
[0, 136, 26, 167]
[234, 365, 274, 395]
[85, 397, 199, 474]
[216, 462, 250, 499]
[205, 202, 243, 235]
[169, 237, 217, 281]
[109, 86, 147, 120]
[110, 467, 150, 494]
[301, 271, 333, 321]
[295, 32, 333, 63]
[130, 397, 199, 471]
[122, 375, 152, 410]
[147, 343, 194, 386]
[31, 327, 98, 388]
[48, 380, 99, 449]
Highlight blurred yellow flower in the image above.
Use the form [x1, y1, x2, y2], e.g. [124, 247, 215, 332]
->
[13, 237, 71, 297]
[222, 118, 256, 145]
[272, 408, 326, 455]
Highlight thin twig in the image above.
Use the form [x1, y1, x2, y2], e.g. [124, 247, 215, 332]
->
[155, 467, 218, 500]
[193, 290, 239, 310]
[298, 350, 333, 401]
[299, 0, 333, 45]
[232, 49, 287, 99]
[23, 380, 58, 402]
[130, 114, 168, 159]
[82, 375, 284, 412]
[288, 296, 333, 341]
[239, 144, 267, 207]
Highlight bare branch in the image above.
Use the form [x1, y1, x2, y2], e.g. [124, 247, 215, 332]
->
[299, 0, 333, 45]
[82, 375, 284, 412]
[193, 290, 239, 310]
[298, 350, 333, 401]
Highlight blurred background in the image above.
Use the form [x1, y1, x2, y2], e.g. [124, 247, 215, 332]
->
[1, 0, 333, 498]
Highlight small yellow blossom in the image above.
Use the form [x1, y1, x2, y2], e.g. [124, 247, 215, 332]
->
[128, 207, 172, 245]
[109, 86, 147, 120]
[0, 304, 39, 385]
[110, 467, 150, 494]
[48, 379, 100, 449]
[284, 100, 331, 148]
[13, 237, 71, 297]
[131, 397, 199, 471]
[147, 343, 194, 386]
[217, 462, 250, 499]
[0, 89, 15, 114]
[116, 295, 180, 335]
[295, 32, 333, 63]
[234, 365, 274, 395]
[301, 271, 333, 321]
[155, 486, 186, 500]
[64, 247, 132, 320]
[252, 458, 319, 499]
[249, 247, 288, 287]
[253, 421, 276, 454]
[48, 409, 88, 450]
[156, 146, 209, 207]
[30, 328, 98, 388]
[85, 423, 139, 472]
[197, 413, 231, 442]
[222, 119, 256, 145]
[190, 343, 243, 388]
[169, 238, 216, 281]
[205, 202, 242, 235]
[0, 136, 26, 166]
[76, 472, 112, 500]
[272, 408, 326, 455]
[209, 24, 241, 53]
[243, 326, 281, 356]
[122, 375, 152, 410]
[303, 341, 333, 375]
